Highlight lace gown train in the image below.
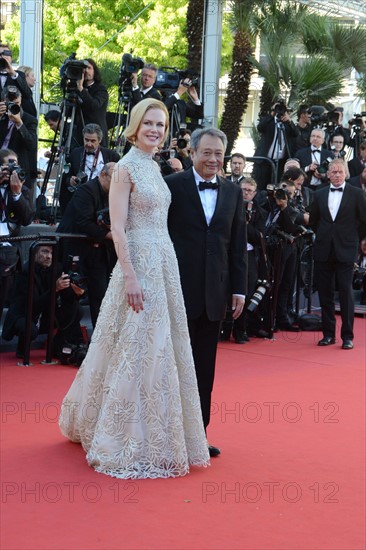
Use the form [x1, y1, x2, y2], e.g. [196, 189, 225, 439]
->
[59, 146, 210, 479]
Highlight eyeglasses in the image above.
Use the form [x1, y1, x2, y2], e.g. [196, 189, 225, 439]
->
[0, 50, 12, 57]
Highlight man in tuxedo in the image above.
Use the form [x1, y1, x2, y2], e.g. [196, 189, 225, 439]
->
[60, 123, 120, 214]
[74, 59, 109, 147]
[0, 86, 38, 189]
[309, 159, 366, 349]
[0, 44, 33, 110]
[131, 64, 162, 107]
[296, 128, 334, 190]
[348, 141, 366, 178]
[166, 128, 247, 456]
[57, 162, 117, 327]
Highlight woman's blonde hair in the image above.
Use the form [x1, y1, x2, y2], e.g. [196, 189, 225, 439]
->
[123, 98, 169, 145]
[17, 65, 33, 76]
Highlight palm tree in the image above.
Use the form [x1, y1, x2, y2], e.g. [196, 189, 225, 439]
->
[186, 0, 205, 74]
[219, 0, 260, 159]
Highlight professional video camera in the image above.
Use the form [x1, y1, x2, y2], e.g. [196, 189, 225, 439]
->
[59, 53, 89, 96]
[310, 106, 328, 127]
[0, 160, 26, 188]
[154, 67, 200, 90]
[118, 52, 144, 94]
[348, 112, 366, 132]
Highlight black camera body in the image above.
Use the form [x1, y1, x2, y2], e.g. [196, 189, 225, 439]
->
[119, 53, 144, 94]
[0, 161, 26, 188]
[0, 56, 8, 71]
[96, 207, 110, 227]
[59, 342, 88, 367]
[5, 101, 21, 116]
[317, 156, 333, 175]
[353, 267, 366, 290]
[68, 171, 88, 192]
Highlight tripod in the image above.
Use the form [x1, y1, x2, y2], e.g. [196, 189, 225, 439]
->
[270, 118, 291, 183]
[109, 79, 134, 156]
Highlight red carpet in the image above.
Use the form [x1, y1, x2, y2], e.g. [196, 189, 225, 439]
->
[1, 319, 365, 550]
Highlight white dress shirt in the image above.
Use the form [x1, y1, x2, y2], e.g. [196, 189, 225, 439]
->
[328, 182, 345, 221]
[193, 167, 218, 225]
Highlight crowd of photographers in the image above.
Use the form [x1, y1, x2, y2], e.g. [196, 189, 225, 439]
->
[1, 41, 366, 361]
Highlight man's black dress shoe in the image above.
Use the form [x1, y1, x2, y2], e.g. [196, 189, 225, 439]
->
[318, 336, 336, 346]
[208, 445, 221, 457]
[233, 331, 249, 344]
[342, 339, 354, 350]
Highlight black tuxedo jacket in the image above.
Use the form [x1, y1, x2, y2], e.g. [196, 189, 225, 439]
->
[295, 146, 334, 171]
[0, 111, 38, 186]
[309, 183, 366, 263]
[59, 147, 120, 213]
[348, 157, 365, 178]
[3, 186, 33, 234]
[165, 168, 247, 321]
[69, 146, 120, 176]
[0, 71, 33, 103]
[131, 87, 162, 107]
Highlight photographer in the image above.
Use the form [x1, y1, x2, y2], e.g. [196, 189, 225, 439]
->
[293, 105, 312, 151]
[263, 181, 307, 331]
[253, 101, 299, 190]
[73, 59, 109, 148]
[326, 107, 351, 147]
[0, 148, 34, 322]
[164, 77, 203, 140]
[330, 134, 346, 159]
[57, 162, 117, 327]
[282, 167, 313, 225]
[227, 153, 246, 184]
[60, 123, 119, 214]
[296, 128, 334, 190]
[0, 86, 38, 189]
[131, 63, 162, 106]
[169, 128, 193, 170]
[2, 245, 84, 359]
[348, 140, 366, 178]
[0, 44, 34, 114]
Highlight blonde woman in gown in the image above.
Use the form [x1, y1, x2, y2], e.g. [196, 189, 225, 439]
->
[59, 99, 210, 479]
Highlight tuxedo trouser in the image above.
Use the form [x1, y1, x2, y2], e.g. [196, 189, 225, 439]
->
[188, 312, 221, 430]
[315, 260, 354, 340]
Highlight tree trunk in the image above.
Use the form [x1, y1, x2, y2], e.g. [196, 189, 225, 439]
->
[186, 0, 205, 74]
[220, 31, 253, 159]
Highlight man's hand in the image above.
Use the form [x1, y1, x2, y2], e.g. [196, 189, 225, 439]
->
[232, 295, 245, 320]
[281, 112, 291, 123]
[0, 101, 7, 117]
[9, 171, 23, 195]
[0, 55, 16, 76]
[176, 79, 191, 97]
[131, 73, 138, 88]
[8, 109, 22, 127]
[76, 71, 85, 92]
[188, 85, 199, 102]
[56, 273, 71, 292]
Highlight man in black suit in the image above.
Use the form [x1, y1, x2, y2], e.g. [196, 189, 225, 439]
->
[348, 141, 366, 178]
[58, 162, 117, 327]
[0, 44, 33, 109]
[309, 159, 366, 349]
[74, 59, 109, 147]
[166, 128, 247, 456]
[0, 148, 34, 321]
[131, 64, 162, 107]
[60, 123, 120, 213]
[253, 102, 299, 190]
[296, 128, 334, 190]
[0, 86, 38, 189]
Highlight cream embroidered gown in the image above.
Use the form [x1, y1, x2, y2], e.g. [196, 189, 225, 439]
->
[59, 146, 210, 479]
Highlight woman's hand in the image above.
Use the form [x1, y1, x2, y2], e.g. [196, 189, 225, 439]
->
[125, 276, 145, 313]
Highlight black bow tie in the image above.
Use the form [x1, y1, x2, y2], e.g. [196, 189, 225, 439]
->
[198, 180, 219, 191]
[86, 151, 96, 156]
[330, 187, 343, 192]
[312, 149, 321, 153]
